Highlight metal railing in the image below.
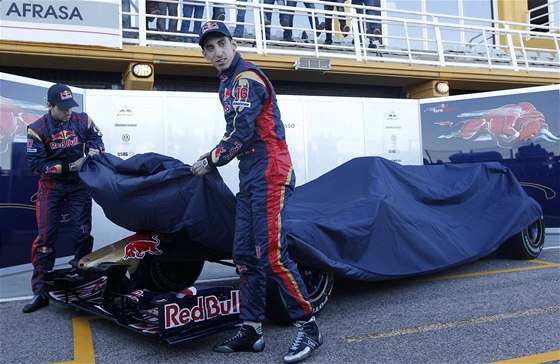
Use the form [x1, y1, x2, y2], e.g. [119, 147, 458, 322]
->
[121, 0, 560, 73]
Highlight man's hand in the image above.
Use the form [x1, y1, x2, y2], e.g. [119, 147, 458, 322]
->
[74, 157, 85, 170]
[191, 158, 211, 176]
[87, 148, 100, 157]
[197, 152, 210, 161]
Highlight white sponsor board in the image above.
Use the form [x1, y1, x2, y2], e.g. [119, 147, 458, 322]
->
[0, 0, 121, 48]
[85, 90, 422, 195]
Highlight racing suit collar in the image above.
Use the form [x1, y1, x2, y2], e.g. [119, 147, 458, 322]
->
[217, 52, 242, 82]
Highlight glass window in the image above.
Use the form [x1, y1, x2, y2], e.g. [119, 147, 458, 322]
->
[528, 0, 550, 31]
[383, 0, 493, 50]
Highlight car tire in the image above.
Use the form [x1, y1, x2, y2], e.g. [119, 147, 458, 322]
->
[265, 265, 334, 324]
[497, 217, 545, 260]
[145, 260, 205, 291]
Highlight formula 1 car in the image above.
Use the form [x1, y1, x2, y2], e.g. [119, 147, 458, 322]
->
[44, 153, 545, 344]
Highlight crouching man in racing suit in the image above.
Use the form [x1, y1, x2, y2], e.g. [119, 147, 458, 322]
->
[23, 83, 105, 313]
[190, 21, 322, 364]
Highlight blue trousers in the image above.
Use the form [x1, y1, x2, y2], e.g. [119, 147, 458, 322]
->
[234, 151, 312, 322]
[30, 179, 94, 294]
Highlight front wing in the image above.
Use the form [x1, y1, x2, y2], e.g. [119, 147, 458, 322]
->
[45, 268, 242, 344]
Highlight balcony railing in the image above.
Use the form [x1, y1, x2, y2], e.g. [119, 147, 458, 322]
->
[122, 0, 560, 73]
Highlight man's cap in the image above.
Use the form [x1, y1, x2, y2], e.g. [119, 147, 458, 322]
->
[198, 21, 232, 47]
[47, 83, 79, 110]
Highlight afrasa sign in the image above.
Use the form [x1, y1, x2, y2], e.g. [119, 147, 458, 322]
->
[0, 0, 121, 48]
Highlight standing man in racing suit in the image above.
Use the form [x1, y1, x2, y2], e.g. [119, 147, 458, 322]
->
[23, 83, 105, 313]
[190, 21, 322, 364]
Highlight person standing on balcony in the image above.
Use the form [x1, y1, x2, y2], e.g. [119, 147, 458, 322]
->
[263, 0, 291, 40]
[233, 0, 248, 38]
[211, 1, 226, 21]
[191, 21, 323, 364]
[322, 0, 350, 45]
[156, 0, 179, 40]
[180, 0, 204, 42]
[351, 0, 381, 47]
[283, 1, 326, 42]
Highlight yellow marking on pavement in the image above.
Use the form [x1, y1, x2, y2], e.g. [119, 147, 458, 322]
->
[415, 259, 560, 283]
[343, 306, 560, 343]
[490, 350, 560, 363]
[530, 259, 560, 266]
[53, 316, 97, 364]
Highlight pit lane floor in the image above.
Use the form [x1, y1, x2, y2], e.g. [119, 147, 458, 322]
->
[1, 234, 559, 364]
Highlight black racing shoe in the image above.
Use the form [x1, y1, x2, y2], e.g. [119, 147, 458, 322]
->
[213, 324, 265, 353]
[22, 293, 49, 313]
[283, 316, 323, 363]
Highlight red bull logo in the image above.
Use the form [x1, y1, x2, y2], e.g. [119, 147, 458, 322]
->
[164, 290, 240, 330]
[212, 147, 226, 163]
[52, 130, 76, 140]
[123, 235, 163, 260]
[60, 90, 73, 101]
[201, 21, 219, 33]
[50, 129, 79, 150]
[46, 165, 61, 174]
[438, 102, 560, 148]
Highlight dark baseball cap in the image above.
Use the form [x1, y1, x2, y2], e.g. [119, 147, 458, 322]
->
[198, 21, 232, 47]
[47, 83, 79, 110]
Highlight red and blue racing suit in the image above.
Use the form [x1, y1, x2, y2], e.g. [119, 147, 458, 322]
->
[26, 111, 104, 295]
[204, 53, 312, 322]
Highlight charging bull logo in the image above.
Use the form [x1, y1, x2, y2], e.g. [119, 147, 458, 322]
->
[123, 235, 163, 260]
[437, 102, 559, 148]
[1, 97, 40, 153]
[211, 146, 226, 163]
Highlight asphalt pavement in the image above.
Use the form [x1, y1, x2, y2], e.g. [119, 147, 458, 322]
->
[1, 234, 559, 364]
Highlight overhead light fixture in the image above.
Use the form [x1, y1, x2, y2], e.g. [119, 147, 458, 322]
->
[132, 63, 153, 78]
[434, 81, 450, 95]
[294, 57, 331, 72]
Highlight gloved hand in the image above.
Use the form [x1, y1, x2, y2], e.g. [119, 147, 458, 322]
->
[87, 148, 100, 157]
[190, 159, 211, 176]
[74, 157, 85, 170]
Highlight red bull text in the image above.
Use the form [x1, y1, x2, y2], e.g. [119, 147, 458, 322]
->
[164, 290, 240, 329]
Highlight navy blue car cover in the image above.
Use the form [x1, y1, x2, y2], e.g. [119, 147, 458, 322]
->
[79, 153, 236, 253]
[80, 153, 542, 281]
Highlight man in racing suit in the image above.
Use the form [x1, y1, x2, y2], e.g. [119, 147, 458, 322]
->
[190, 22, 322, 364]
[23, 83, 105, 313]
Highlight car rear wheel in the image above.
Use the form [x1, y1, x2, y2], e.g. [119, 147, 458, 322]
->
[265, 265, 334, 324]
[497, 217, 545, 260]
[145, 260, 205, 291]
